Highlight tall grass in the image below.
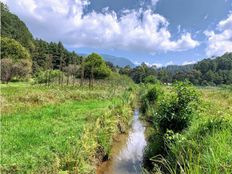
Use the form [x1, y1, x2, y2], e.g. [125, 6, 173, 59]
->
[141, 84, 232, 174]
[1, 77, 136, 173]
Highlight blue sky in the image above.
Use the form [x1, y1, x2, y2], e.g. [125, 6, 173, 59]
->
[3, 0, 232, 66]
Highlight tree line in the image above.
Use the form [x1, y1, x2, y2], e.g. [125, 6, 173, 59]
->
[0, 3, 111, 87]
[119, 52, 232, 86]
[1, 2, 231, 86]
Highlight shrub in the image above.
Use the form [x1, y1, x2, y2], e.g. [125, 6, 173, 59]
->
[13, 59, 32, 80]
[34, 70, 62, 84]
[155, 82, 198, 133]
[140, 85, 161, 115]
[144, 75, 159, 84]
[196, 117, 231, 138]
[0, 58, 13, 83]
[1, 58, 32, 83]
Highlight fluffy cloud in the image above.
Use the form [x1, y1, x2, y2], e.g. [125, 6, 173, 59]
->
[151, 0, 159, 6]
[182, 60, 196, 65]
[4, 0, 199, 53]
[205, 13, 232, 57]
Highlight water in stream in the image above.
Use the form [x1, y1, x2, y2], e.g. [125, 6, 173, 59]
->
[98, 109, 147, 174]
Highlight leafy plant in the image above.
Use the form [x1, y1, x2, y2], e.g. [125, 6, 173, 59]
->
[155, 82, 198, 133]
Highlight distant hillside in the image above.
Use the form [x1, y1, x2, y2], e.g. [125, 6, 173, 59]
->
[80, 53, 135, 68]
[1, 3, 34, 51]
[157, 53, 232, 85]
[159, 64, 194, 74]
[101, 54, 135, 68]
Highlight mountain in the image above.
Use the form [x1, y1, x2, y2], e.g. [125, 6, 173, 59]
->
[80, 53, 135, 68]
[101, 54, 135, 68]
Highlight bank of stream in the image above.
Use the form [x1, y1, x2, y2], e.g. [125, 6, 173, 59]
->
[97, 109, 147, 174]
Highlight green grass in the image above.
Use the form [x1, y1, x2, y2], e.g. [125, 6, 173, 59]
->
[165, 87, 232, 174]
[143, 85, 232, 174]
[2, 100, 108, 172]
[177, 87, 232, 174]
[0, 78, 136, 173]
[0, 79, 127, 114]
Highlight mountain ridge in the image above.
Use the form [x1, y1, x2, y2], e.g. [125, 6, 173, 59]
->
[79, 53, 135, 68]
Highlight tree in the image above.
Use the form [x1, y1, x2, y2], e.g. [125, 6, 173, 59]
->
[0, 37, 32, 83]
[84, 53, 111, 88]
[1, 37, 31, 61]
[1, 3, 34, 52]
[0, 58, 13, 83]
[144, 75, 158, 84]
[80, 56, 85, 87]
[12, 59, 32, 80]
[63, 64, 79, 86]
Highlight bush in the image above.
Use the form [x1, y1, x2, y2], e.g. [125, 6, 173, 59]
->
[196, 117, 230, 138]
[1, 58, 32, 83]
[13, 59, 32, 80]
[155, 82, 198, 133]
[144, 75, 159, 84]
[34, 70, 62, 84]
[140, 85, 161, 115]
[0, 58, 13, 83]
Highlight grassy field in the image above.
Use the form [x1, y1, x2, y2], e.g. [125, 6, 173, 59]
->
[0, 78, 136, 173]
[178, 87, 232, 173]
[142, 84, 232, 174]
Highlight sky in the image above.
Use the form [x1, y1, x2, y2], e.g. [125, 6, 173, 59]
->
[2, 0, 232, 67]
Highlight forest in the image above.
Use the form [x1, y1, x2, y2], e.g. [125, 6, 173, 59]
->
[1, 2, 232, 174]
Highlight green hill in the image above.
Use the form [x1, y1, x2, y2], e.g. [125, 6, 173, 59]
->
[1, 3, 34, 52]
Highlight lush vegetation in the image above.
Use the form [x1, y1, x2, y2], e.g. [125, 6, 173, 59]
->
[1, 3, 232, 174]
[1, 77, 137, 173]
[119, 53, 232, 86]
[141, 83, 232, 174]
[1, 3, 34, 51]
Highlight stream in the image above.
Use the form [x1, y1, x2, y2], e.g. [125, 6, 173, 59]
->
[97, 109, 147, 174]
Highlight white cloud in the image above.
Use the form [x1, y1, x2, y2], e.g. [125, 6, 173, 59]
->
[144, 62, 163, 68]
[205, 13, 232, 57]
[151, 0, 159, 6]
[165, 61, 174, 66]
[182, 60, 196, 65]
[134, 61, 162, 67]
[4, 0, 199, 54]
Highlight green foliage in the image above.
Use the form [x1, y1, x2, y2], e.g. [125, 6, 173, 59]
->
[32, 40, 79, 73]
[120, 53, 232, 86]
[140, 85, 161, 115]
[1, 79, 135, 173]
[12, 59, 32, 79]
[1, 3, 34, 51]
[120, 63, 157, 84]
[1, 58, 32, 83]
[0, 58, 13, 83]
[156, 53, 232, 85]
[144, 75, 159, 84]
[0, 37, 32, 83]
[1, 37, 31, 61]
[84, 53, 111, 79]
[34, 70, 62, 84]
[155, 82, 198, 133]
[144, 86, 232, 174]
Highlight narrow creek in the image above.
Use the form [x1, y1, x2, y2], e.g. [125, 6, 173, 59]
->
[97, 109, 147, 174]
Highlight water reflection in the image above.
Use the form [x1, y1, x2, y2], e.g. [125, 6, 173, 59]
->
[108, 110, 147, 174]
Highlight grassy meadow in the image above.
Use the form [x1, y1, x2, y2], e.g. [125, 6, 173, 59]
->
[0, 77, 136, 173]
[141, 84, 232, 174]
[1, 79, 232, 174]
